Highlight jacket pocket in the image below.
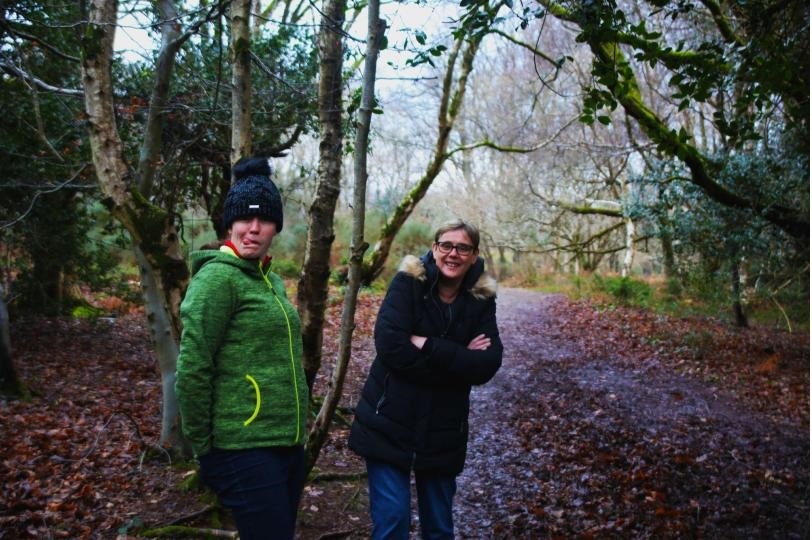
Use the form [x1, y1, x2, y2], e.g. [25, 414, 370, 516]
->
[243, 374, 261, 426]
[375, 373, 390, 414]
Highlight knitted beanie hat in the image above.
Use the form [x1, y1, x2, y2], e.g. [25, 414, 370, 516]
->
[223, 157, 284, 232]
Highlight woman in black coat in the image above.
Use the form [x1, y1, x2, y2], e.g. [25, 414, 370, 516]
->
[349, 220, 503, 539]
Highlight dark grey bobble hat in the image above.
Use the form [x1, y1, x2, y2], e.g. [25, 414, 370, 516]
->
[223, 157, 284, 231]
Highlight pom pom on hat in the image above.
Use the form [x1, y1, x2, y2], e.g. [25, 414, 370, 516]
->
[223, 157, 284, 231]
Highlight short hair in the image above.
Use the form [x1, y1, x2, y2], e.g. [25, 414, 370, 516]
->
[434, 219, 480, 249]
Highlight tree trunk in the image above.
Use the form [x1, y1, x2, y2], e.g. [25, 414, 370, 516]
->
[361, 31, 484, 284]
[297, 0, 346, 390]
[731, 259, 749, 328]
[134, 247, 188, 452]
[231, 0, 252, 164]
[138, 0, 202, 452]
[657, 214, 677, 279]
[81, 0, 190, 452]
[305, 4, 384, 473]
[496, 246, 505, 280]
[0, 284, 24, 398]
[27, 190, 86, 314]
[621, 215, 635, 277]
[137, 0, 180, 195]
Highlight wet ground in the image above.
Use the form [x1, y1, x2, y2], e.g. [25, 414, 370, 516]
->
[453, 289, 808, 538]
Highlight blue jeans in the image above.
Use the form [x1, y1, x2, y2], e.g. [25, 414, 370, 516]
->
[198, 446, 305, 540]
[366, 458, 457, 540]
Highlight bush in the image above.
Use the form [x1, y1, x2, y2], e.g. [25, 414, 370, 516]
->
[71, 305, 106, 319]
[593, 275, 653, 306]
[394, 221, 433, 256]
[665, 277, 682, 298]
[330, 265, 349, 285]
[271, 258, 301, 279]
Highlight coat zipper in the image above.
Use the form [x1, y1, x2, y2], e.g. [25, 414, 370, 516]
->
[375, 373, 390, 414]
[260, 262, 303, 444]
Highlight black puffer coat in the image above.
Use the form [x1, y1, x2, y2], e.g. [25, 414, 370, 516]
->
[348, 251, 503, 475]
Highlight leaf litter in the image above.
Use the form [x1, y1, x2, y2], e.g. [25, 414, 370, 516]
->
[0, 288, 807, 538]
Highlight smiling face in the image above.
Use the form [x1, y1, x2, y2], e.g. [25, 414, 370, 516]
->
[432, 228, 478, 284]
[228, 217, 278, 259]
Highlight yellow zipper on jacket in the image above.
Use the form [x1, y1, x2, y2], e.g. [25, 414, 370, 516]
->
[260, 261, 303, 444]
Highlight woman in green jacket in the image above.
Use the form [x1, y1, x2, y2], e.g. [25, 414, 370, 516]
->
[175, 157, 308, 540]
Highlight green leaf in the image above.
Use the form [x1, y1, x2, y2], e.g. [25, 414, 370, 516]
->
[430, 46, 445, 56]
[580, 113, 595, 124]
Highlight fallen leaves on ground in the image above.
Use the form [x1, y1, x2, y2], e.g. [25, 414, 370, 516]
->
[0, 288, 807, 539]
[456, 290, 808, 539]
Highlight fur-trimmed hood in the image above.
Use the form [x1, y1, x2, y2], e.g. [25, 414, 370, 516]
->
[398, 251, 497, 300]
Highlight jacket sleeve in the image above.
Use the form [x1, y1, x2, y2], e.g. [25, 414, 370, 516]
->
[373, 272, 437, 380]
[174, 265, 235, 457]
[424, 297, 503, 386]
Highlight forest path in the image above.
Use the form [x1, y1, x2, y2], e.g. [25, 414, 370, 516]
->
[452, 288, 808, 538]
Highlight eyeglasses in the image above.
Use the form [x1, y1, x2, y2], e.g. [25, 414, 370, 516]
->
[435, 241, 475, 256]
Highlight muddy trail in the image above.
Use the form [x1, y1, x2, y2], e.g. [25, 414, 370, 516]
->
[453, 288, 808, 539]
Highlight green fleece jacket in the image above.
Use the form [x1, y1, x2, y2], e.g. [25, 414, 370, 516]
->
[175, 246, 308, 457]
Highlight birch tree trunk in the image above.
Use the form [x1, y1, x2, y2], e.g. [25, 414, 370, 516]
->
[620, 178, 634, 277]
[231, 0, 253, 164]
[305, 2, 385, 473]
[621, 215, 635, 277]
[297, 0, 346, 389]
[80, 0, 193, 452]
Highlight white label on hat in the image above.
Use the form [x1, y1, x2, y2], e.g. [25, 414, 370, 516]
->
[249, 204, 260, 209]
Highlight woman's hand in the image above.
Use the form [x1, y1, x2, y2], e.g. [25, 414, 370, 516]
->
[410, 335, 428, 350]
[411, 333, 491, 351]
[467, 333, 491, 350]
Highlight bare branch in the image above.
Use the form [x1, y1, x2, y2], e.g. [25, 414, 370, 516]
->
[490, 28, 559, 67]
[698, 0, 745, 46]
[447, 114, 579, 157]
[1, 165, 91, 229]
[249, 51, 311, 96]
[0, 60, 83, 96]
[556, 198, 623, 217]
